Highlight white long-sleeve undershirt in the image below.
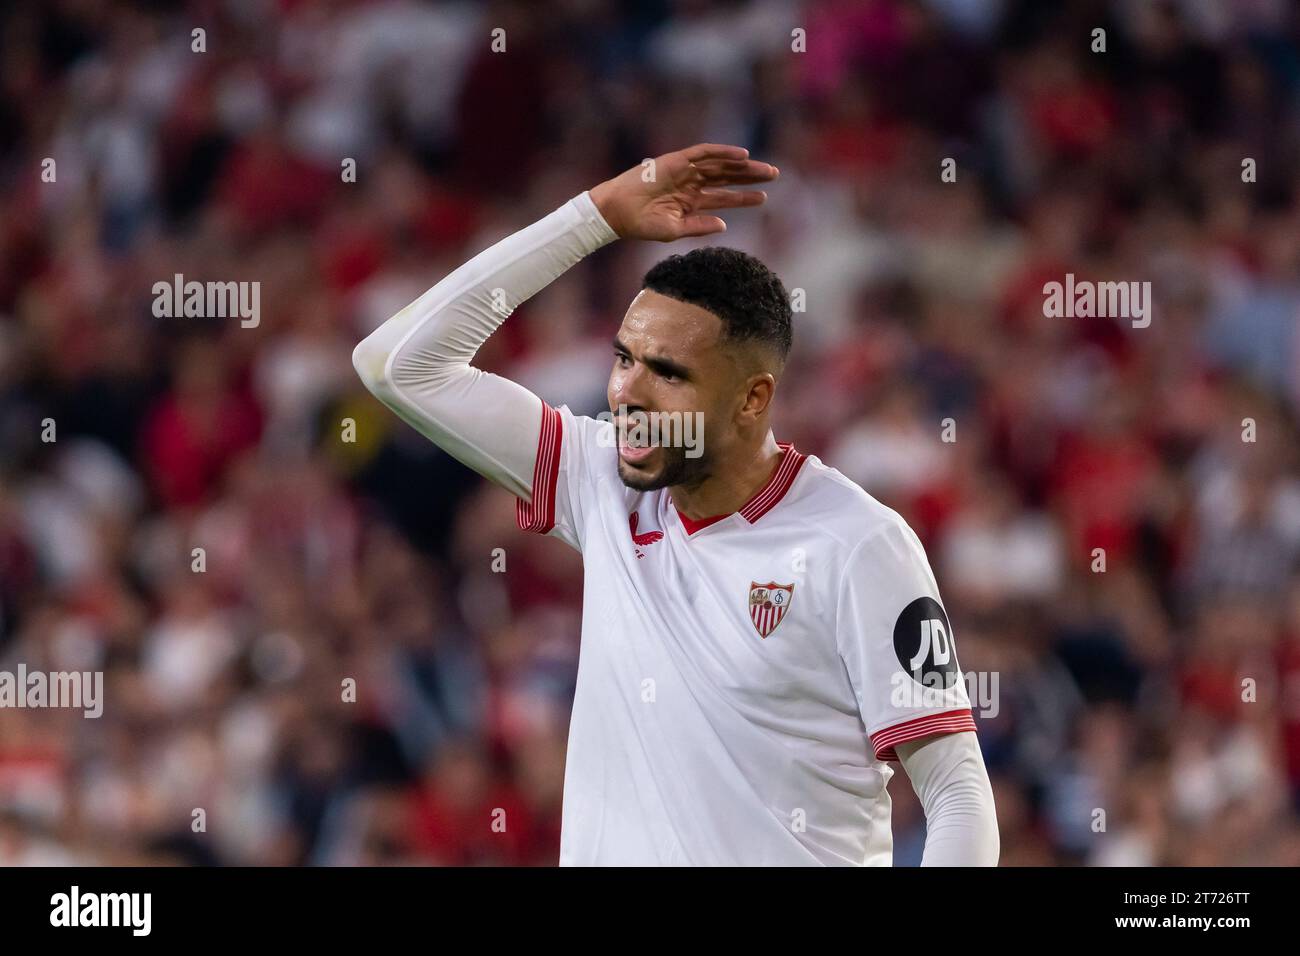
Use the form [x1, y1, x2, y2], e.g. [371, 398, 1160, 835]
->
[351, 190, 619, 501]
[897, 731, 1000, 865]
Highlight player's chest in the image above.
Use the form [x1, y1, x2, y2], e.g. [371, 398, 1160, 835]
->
[594, 498, 844, 691]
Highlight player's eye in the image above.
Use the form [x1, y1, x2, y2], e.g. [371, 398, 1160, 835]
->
[614, 352, 632, 368]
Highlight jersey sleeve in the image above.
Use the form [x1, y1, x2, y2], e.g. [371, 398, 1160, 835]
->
[515, 401, 614, 552]
[835, 518, 976, 761]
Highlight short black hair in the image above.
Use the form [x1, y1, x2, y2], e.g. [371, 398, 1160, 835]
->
[642, 247, 792, 368]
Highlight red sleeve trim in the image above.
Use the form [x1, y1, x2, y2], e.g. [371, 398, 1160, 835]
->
[515, 402, 563, 534]
[869, 708, 976, 762]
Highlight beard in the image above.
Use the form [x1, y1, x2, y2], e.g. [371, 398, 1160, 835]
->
[616, 442, 711, 492]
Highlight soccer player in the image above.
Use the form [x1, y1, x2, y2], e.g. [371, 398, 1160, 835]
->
[352, 143, 999, 865]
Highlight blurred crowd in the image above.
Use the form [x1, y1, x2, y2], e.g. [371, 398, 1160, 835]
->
[3, 0, 1300, 866]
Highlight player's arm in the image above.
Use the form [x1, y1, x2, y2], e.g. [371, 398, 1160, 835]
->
[350, 144, 777, 503]
[835, 517, 999, 865]
[897, 732, 999, 866]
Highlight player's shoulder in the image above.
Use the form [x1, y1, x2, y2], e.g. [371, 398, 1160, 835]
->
[556, 404, 616, 462]
[788, 452, 920, 553]
[558, 404, 613, 435]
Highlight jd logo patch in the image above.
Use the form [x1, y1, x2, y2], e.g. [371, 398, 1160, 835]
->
[893, 596, 960, 684]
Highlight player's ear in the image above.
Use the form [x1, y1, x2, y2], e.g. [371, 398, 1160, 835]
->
[738, 373, 776, 422]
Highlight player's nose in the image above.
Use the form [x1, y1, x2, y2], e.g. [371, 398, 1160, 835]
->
[610, 363, 651, 410]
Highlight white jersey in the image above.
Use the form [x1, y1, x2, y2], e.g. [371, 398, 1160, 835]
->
[517, 401, 975, 866]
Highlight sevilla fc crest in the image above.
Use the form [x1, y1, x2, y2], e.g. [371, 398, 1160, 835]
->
[749, 581, 794, 638]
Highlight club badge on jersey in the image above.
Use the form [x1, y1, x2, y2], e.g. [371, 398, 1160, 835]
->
[749, 581, 794, 638]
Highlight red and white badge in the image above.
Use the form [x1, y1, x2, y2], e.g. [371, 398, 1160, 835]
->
[749, 581, 794, 638]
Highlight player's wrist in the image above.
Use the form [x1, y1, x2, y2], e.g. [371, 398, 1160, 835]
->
[588, 180, 626, 238]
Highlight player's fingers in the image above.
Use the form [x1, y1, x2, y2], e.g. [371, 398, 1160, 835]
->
[677, 213, 728, 237]
[681, 143, 750, 163]
[693, 187, 768, 210]
[694, 159, 780, 185]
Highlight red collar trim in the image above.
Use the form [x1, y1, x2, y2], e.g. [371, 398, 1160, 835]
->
[741, 441, 806, 523]
[675, 510, 729, 535]
[674, 442, 806, 535]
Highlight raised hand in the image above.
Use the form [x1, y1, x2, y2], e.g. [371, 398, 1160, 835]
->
[589, 143, 779, 242]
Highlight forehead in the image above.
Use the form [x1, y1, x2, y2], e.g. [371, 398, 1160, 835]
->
[618, 289, 722, 353]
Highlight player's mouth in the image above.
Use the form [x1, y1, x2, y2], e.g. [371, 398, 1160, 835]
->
[618, 437, 657, 465]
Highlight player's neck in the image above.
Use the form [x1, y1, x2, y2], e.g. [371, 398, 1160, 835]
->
[669, 432, 784, 521]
